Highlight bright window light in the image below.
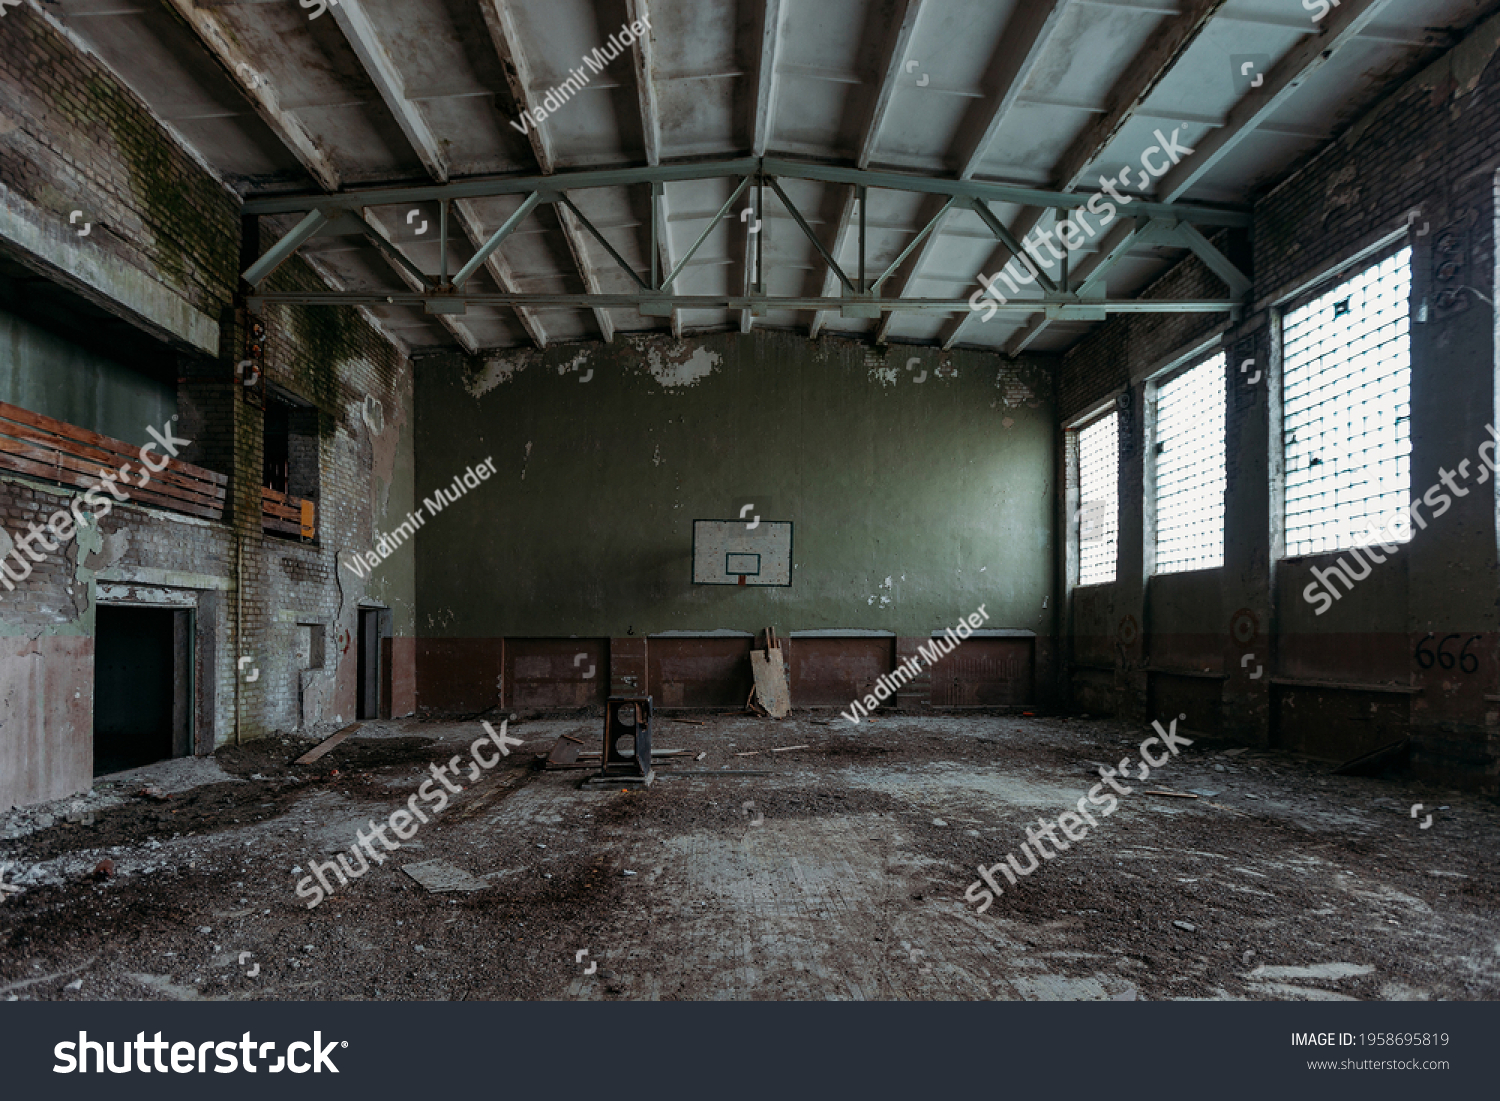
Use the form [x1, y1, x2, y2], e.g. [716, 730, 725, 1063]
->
[1155, 353, 1225, 574]
[1283, 248, 1412, 557]
[1077, 411, 1119, 586]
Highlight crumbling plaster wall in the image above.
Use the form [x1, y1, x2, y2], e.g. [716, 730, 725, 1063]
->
[413, 330, 1057, 709]
[0, 7, 414, 809]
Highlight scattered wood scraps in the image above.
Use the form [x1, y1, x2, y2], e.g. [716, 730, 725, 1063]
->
[749, 627, 791, 718]
[294, 723, 361, 765]
[1144, 790, 1198, 799]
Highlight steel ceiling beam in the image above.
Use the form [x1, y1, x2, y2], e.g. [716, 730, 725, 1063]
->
[243, 210, 329, 287]
[809, 0, 926, 338]
[241, 160, 758, 215]
[451, 200, 550, 349]
[869, 196, 958, 294]
[451, 192, 542, 290]
[556, 202, 616, 343]
[246, 291, 1239, 314]
[241, 157, 1248, 225]
[762, 160, 1249, 226]
[479, 0, 616, 342]
[557, 197, 651, 291]
[362, 210, 479, 354]
[665, 177, 753, 289]
[940, 0, 1232, 351]
[242, 166, 1250, 308]
[768, 177, 856, 296]
[874, 0, 1075, 344]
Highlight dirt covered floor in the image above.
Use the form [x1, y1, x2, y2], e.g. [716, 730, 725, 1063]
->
[1, 713, 1497, 1001]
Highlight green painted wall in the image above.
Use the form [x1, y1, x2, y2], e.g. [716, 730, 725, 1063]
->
[414, 331, 1056, 638]
[365, 367, 418, 638]
[0, 304, 175, 444]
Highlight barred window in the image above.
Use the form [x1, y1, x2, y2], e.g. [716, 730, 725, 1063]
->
[1283, 248, 1412, 557]
[1155, 353, 1225, 574]
[1077, 411, 1119, 586]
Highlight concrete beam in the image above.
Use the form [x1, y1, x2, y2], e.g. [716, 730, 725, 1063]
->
[0, 182, 218, 355]
[941, 0, 1230, 350]
[163, 0, 341, 192]
[751, 0, 784, 158]
[875, 0, 1073, 343]
[480, 1, 616, 341]
[744, 0, 785, 332]
[625, 0, 678, 336]
[329, 0, 448, 183]
[810, 0, 924, 338]
[452, 200, 549, 349]
[1156, 0, 1399, 202]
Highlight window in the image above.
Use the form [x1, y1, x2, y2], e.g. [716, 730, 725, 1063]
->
[1077, 411, 1119, 586]
[1283, 248, 1411, 557]
[1154, 353, 1225, 573]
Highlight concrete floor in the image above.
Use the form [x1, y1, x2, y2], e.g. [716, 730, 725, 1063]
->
[1, 714, 1496, 1001]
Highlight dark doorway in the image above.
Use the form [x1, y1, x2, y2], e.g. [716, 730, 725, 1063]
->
[93, 605, 193, 775]
[356, 607, 392, 719]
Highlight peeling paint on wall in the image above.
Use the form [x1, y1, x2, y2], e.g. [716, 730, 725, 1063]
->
[365, 371, 409, 517]
[1439, 10, 1500, 101]
[84, 526, 131, 572]
[637, 340, 720, 388]
[466, 353, 533, 397]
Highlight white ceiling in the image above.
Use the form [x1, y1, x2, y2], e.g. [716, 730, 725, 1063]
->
[50, 0, 1491, 355]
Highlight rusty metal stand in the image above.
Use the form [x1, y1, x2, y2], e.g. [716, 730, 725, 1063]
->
[584, 695, 655, 787]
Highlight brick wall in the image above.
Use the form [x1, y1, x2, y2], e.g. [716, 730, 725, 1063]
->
[1054, 14, 1500, 790]
[0, 7, 415, 809]
[0, 8, 239, 320]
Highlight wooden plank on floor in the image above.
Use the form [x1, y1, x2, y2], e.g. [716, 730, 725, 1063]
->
[294, 722, 361, 765]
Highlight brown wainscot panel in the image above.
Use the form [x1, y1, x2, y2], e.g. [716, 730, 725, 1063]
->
[506, 638, 608, 709]
[927, 634, 1033, 706]
[648, 635, 755, 708]
[787, 635, 896, 708]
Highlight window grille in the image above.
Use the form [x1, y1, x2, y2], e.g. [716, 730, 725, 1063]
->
[1283, 248, 1412, 556]
[1077, 411, 1119, 586]
[1155, 353, 1225, 574]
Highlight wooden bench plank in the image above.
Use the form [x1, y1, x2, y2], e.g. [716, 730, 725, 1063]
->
[0, 435, 225, 512]
[0, 400, 227, 483]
